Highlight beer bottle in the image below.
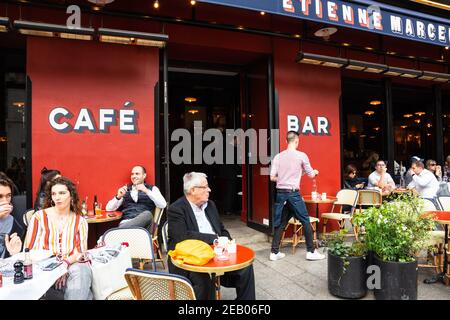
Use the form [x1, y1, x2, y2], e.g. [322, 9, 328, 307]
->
[93, 195, 98, 212]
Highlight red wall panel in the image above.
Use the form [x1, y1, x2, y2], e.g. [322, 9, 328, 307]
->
[27, 37, 159, 207]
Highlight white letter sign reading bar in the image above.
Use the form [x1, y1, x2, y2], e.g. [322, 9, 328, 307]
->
[48, 101, 138, 134]
[287, 115, 330, 135]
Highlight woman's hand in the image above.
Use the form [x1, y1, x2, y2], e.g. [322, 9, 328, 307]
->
[55, 274, 68, 290]
[5, 233, 22, 256]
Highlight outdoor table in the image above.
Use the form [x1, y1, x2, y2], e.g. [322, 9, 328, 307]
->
[303, 195, 337, 242]
[0, 251, 67, 300]
[85, 211, 122, 249]
[422, 211, 450, 286]
[170, 244, 255, 300]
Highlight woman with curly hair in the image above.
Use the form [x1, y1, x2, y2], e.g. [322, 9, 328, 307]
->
[25, 176, 92, 300]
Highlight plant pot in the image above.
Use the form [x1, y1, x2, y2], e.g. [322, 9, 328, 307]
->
[328, 252, 368, 299]
[373, 254, 418, 300]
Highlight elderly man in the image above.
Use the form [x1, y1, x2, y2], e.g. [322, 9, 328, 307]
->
[367, 160, 396, 195]
[0, 177, 23, 258]
[407, 160, 439, 200]
[167, 172, 255, 300]
[106, 165, 167, 229]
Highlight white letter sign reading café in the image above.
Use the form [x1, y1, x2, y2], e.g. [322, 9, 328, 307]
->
[198, 0, 450, 47]
[48, 101, 138, 134]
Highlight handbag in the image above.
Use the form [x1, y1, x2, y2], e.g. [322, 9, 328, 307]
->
[168, 239, 215, 266]
[89, 245, 132, 300]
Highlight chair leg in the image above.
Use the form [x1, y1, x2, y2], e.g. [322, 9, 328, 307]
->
[322, 219, 328, 234]
[292, 225, 298, 255]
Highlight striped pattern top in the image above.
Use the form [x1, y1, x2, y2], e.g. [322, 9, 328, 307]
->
[26, 209, 88, 258]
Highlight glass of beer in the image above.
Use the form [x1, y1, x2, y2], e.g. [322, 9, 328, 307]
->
[95, 203, 103, 218]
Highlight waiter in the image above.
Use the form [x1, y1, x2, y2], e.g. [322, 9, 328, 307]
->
[269, 131, 325, 261]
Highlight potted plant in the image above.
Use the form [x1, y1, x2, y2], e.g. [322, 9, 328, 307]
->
[352, 194, 435, 300]
[325, 230, 368, 299]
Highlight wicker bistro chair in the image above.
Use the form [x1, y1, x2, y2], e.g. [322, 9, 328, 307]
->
[438, 196, 450, 211]
[102, 227, 157, 271]
[280, 205, 320, 254]
[321, 189, 359, 236]
[125, 268, 196, 300]
[150, 207, 166, 269]
[161, 221, 169, 253]
[357, 189, 383, 213]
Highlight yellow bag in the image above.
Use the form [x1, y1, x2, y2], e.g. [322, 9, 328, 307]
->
[168, 239, 215, 266]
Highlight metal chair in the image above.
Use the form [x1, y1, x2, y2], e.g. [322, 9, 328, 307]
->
[124, 268, 196, 300]
[357, 189, 383, 212]
[321, 189, 359, 235]
[438, 196, 450, 211]
[150, 207, 166, 268]
[102, 227, 157, 271]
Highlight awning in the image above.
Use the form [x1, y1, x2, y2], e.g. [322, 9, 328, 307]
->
[198, 0, 450, 47]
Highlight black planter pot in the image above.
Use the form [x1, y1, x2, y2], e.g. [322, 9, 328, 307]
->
[328, 252, 368, 299]
[373, 254, 418, 300]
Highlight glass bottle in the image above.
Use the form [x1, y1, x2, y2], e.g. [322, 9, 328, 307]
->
[311, 179, 318, 200]
[23, 248, 33, 280]
[81, 199, 87, 216]
[93, 195, 98, 212]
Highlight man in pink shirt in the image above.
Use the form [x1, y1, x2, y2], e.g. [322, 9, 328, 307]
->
[269, 131, 325, 261]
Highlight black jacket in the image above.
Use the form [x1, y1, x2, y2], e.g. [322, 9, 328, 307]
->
[167, 196, 231, 251]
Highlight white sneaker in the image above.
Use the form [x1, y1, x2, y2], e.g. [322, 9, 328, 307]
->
[269, 252, 286, 261]
[306, 250, 326, 261]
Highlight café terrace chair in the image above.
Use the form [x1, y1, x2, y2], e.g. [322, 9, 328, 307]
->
[23, 209, 35, 227]
[124, 268, 196, 300]
[150, 207, 166, 269]
[321, 189, 359, 236]
[161, 221, 169, 253]
[353, 189, 383, 240]
[280, 205, 320, 254]
[418, 199, 445, 274]
[438, 196, 450, 211]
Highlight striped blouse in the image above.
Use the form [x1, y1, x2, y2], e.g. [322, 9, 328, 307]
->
[26, 209, 89, 258]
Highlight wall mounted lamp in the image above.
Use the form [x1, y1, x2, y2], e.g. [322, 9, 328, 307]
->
[0, 17, 9, 32]
[14, 20, 95, 40]
[98, 28, 168, 47]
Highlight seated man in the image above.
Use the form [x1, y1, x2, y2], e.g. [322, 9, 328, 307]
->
[0, 177, 23, 258]
[106, 165, 167, 229]
[407, 160, 439, 200]
[167, 172, 255, 300]
[367, 160, 396, 196]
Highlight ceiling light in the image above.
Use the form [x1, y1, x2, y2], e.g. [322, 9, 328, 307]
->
[445, 46, 449, 50]
[370, 100, 382, 105]
[415, 119, 421, 124]
[13, 102, 25, 108]
[293, 34, 301, 38]
[191, 0, 197, 5]
[88, 0, 114, 4]
[98, 28, 168, 47]
[342, 43, 350, 47]
[365, 47, 374, 51]
[373, 127, 380, 131]
[365, 110, 375, 116]
[296, 52, 348, 68]
[188, 109, 199, 114]
[360, 134, 367, 138]
[415, 112, 426, 116]
[185, 97, 197, 103]
[403, 114, 413, 118]
[314, 27, 337, 41]
[153, 0, 159, 9]
[418, 71, 450, 82]
[401, 125, 408, 129]
[346, 59, 387, 73]
[427, 123, 432, 128]
[383, 66, 422, 78]
[260, 11, 266, 15]
[0, 17, 9, 32]
[14, 20, 95, 40]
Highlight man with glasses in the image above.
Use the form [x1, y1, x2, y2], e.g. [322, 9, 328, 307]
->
[425, 159, 442, 182]
[167, 172, 255, 300]
[0, 177, 23, 258]
[367, 160, 396, 195]
[106, 165, 167, 229]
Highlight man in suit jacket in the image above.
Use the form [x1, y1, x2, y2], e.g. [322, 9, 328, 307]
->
[168, 172, 255, 300]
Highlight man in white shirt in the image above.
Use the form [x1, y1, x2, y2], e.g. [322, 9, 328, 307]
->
[407, 160, 439, 199]
[367, 160, 396, 196]
[106, 165, 167, 229]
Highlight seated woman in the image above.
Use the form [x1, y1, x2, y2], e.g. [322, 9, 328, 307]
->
[26, 176, 92, 300]
[425, 159, 442, 182]
[34, 168, 61, 211]
[343, 164, 365, 190]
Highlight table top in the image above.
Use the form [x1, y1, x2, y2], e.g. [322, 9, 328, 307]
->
[85, 211, 122, 224]
[423, 211, 450, 224]
[303, 195, 337, 204]
[171, 244, 255, 276]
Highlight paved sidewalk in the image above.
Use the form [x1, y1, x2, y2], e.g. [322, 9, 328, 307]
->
[219, 216, 450, 300]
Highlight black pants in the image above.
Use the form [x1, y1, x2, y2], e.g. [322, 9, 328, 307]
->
[168, 259, 256, 300]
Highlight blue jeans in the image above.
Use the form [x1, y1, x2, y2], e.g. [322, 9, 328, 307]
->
[271, 191, 314, 253]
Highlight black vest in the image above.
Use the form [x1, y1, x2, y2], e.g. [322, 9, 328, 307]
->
[120, 183, 156, 219]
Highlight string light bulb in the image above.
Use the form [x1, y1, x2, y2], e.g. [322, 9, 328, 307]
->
[153, 0, 159, 9]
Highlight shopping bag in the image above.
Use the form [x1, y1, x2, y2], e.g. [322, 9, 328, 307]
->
[89, 246, 132, 300]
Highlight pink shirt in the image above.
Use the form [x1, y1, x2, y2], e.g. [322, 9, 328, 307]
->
[270, 149, 316, 190]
